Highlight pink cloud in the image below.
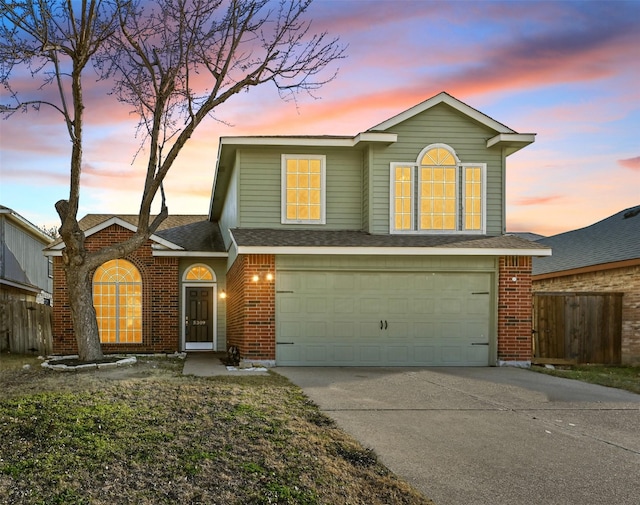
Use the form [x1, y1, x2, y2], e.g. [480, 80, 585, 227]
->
[514, 195, 566, 207]
[618, 157, 640, 171]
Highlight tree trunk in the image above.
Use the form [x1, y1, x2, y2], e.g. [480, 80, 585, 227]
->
[65, 263, 104, 362]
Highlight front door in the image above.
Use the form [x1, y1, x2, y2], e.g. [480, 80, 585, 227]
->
[185, 286, 214, 350]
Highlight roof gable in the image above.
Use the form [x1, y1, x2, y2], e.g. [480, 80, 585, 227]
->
[368, 91, 514, 133]
[533, 205, 640, 276]
[45, 215, 225, 255]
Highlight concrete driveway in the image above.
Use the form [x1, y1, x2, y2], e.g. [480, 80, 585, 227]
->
[275, 366, 640, 505]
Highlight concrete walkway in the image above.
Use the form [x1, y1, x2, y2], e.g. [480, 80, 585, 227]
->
[275, 366, 640, 505]
[182, 352, 269, 377]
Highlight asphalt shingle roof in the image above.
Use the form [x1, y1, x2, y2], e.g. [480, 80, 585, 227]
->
[51, 214, 226, 252]
[231, 228, 550, 251]
[532, 205, 640, 276]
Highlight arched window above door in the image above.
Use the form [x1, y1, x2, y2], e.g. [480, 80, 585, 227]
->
[184, 264, 216, 282]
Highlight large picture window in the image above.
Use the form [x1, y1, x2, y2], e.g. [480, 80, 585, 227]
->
[390, 144, 485, 233]
[93, 259, 142, 344]
[281, 154, 326, 224]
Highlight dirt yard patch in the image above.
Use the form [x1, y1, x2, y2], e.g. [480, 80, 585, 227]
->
[0, 353, 433, 505]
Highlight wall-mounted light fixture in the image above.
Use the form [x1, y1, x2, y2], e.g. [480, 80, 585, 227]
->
[251, 272, 275, 282]
[219, 290, 227, 299]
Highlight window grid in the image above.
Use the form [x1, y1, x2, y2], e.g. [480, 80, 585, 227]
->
[93, 259, 142, 344]
[464, 166, 483, 231]
[185, 266, 213, 281]
[282, 155, 325, 224]
[419, 166, 457, 230]
[390, 145, 485, 233]
[394, 165, 413, 230]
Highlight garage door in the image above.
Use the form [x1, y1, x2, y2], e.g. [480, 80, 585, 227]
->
[276, 270, 492, 366]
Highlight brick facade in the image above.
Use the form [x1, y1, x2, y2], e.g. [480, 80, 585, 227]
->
[497, 256, 533, 363]
[52, 224, 179, 355]
[225, 253, 535, 365]
[533, 265, 640, 364]
[226, 254, 276, 361]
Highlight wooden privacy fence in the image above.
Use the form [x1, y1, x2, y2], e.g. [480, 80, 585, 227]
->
[0, 300, 53, 355]
[533, 292, 623, 365]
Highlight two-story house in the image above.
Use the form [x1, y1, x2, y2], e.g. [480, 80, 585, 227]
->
[47, 92, 551, 366]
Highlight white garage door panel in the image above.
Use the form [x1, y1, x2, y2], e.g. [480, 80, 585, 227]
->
[276, 271, 492, 366]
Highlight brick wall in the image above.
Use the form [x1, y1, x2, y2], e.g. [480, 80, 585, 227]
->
[534, 265, 640, 364]
[226, 254, 275, 361]
[497, 256, 533, 363]
[52, 224, 179, 355]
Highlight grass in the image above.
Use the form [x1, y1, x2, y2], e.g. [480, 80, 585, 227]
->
[531, 364, 640, 395]
[0, 353, 433, 505]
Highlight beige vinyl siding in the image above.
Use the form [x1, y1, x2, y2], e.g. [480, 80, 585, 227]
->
[238, 147, 363, 230]
[368, 103, 504, 235]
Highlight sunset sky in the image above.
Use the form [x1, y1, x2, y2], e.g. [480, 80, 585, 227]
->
[1, 0, 638, 236]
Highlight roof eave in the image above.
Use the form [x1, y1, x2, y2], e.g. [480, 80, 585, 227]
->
[1, 207, 54, 244]
[487, 133, 536, 156]
[210, 133, 398, 219]
[236, 245, 553, 256]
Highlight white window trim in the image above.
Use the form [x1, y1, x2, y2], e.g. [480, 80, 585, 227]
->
[461, 163, 487, 233]
[182, 263, 217, 282]
[389, 162, 416, 232]
[389, 146, 486, 235]
[281, 154, 326, 225]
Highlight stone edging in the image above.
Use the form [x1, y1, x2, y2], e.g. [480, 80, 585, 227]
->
[41, 355, 138, 372]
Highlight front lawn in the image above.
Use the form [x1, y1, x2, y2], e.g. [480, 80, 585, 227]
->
[531, 364, 640, 395]
[0, 353, 433, 505]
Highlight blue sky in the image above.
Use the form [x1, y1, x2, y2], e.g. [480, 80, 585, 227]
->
[1, 0, 638, 236]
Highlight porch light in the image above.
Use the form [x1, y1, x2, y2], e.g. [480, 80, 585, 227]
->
[219, 290, 227, 299]
[266, 273, 274, 281]
[252, 274, 260, 282]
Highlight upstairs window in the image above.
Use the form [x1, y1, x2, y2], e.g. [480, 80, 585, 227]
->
[281, 154, 326, 224]
[390, 144, 485, 233]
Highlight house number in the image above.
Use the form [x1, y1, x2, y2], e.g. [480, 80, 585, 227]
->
[192, 320, 207, 326]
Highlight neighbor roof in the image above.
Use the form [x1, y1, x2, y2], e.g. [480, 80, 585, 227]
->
[230, 228, 551, 256]
[533, 205, 640, 276]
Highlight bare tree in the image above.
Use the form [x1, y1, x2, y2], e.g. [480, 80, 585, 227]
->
[0, 0, 344, 361]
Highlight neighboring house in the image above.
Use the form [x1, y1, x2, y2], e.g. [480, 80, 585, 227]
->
[0, 205, 53, 304]
[532, 205, 640, 364]
[47, 91, 551, 366]
[509, 232, 546, 242]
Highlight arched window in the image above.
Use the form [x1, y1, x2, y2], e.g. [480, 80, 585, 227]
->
[390, 143, 485, 233]
[418, 145, 459, 231]
[183, 264, 215, 282]
[93, 259, 142, 343]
